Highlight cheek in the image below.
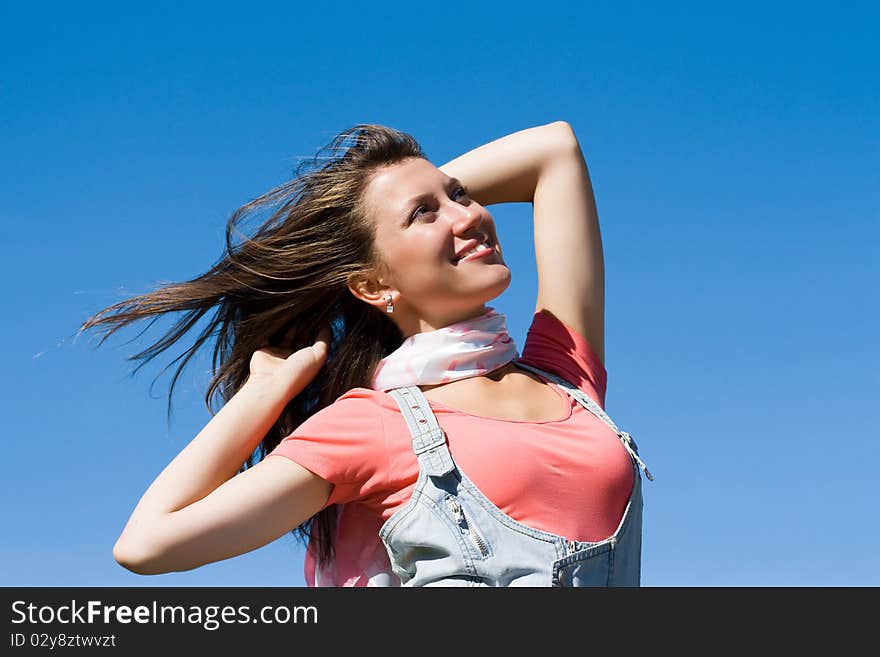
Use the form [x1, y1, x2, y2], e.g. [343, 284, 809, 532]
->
[487, 222, 502, 245]
[378, 238, 441, 286]
[393, 232, 448, 266]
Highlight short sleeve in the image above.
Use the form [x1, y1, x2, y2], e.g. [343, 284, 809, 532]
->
[518, 310, 608, 408]
[266, 389, 389, 509]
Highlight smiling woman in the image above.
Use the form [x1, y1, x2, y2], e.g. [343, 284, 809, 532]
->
[350, 156, 512, 335]
[80, 120, 652, 586]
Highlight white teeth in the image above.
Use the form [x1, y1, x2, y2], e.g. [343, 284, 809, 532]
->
[460, 242, 490, 260]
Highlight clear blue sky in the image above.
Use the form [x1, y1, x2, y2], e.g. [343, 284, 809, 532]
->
[2, 1, 877, 587]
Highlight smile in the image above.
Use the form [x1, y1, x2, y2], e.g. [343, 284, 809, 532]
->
[457, 242, 494, 262]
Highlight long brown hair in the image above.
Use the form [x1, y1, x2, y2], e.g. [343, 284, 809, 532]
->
[78, 123, 426, 567]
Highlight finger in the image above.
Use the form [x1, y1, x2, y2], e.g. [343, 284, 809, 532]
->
[282, 342, 326, 384]
[312, 327, 332, 358]
[315, 326, 331, 344]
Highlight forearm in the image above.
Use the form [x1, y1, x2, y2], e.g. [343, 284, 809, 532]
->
[121, 380, 288, 525]
[438, 121, 575, 206]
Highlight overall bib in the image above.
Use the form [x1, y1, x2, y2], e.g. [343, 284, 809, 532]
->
[378, 360, 654, 587]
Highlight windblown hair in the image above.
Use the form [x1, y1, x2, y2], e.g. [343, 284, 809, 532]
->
[79, 124, 427, 568]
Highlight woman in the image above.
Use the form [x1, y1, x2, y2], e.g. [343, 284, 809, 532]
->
[83, 121, 653, 587]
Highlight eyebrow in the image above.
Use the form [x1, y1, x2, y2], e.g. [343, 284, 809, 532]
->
[401, 177, 466, 221]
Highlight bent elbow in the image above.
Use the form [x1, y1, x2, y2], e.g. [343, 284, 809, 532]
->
[113, 537, 165, 576]
[546, 120, 581, 153]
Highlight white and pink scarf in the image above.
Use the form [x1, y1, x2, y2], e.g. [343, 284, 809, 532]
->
[370, 307, 520, 392]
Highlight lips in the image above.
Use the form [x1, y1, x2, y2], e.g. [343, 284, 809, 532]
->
[457, 243, 494, 263]
[454, 235, 490, 262]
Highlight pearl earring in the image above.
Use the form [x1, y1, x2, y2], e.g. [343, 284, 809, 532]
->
[385, 294, 394, 313]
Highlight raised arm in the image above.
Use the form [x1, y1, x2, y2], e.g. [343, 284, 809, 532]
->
[439, 121, 604, 364]
[112, 339, 332, 575]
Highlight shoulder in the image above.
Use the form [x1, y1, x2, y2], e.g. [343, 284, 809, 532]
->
[267, 387, 395, 486]
[300, 386, 398, 423]
[279, 386, 397, 445]
[518, 309, 608, 407]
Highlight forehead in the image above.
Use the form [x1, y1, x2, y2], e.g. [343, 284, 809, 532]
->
[366, 158, 449, 215]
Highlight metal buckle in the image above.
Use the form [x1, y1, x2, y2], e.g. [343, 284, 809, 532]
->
[413, 427, 446, 455]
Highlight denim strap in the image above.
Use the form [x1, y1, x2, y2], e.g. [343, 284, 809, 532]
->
[388, 386, 455, 477]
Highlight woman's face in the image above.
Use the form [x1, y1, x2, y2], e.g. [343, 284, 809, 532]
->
[359, 157, 511, 332]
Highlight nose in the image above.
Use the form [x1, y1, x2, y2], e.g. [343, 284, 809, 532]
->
[448, 200, 484, 236]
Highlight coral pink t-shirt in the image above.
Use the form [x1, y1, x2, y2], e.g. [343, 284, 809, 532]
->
[267, 310, 634, 586]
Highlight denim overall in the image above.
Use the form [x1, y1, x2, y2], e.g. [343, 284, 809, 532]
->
[378, 360, 654, 587]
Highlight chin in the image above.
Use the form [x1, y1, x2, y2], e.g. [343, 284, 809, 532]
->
[478, 270, 513, 302]
[494, 266, 513, 290]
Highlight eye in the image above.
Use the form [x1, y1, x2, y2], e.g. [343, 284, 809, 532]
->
[410, 186, 470, 222]
[412, 204, 432, 221]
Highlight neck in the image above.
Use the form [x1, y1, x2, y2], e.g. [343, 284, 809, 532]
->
[370, 304, 518, 392]
[398, 304, 490, 338]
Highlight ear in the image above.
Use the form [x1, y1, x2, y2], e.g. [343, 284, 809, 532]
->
[347, 270, 396, 312]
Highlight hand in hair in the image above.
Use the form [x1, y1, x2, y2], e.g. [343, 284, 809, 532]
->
[247, 327, 331, 402]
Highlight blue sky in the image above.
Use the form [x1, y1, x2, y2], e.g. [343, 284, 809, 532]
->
[2, 1, 877, 587]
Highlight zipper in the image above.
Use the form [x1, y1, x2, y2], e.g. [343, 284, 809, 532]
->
[447, 497, 489, 557]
